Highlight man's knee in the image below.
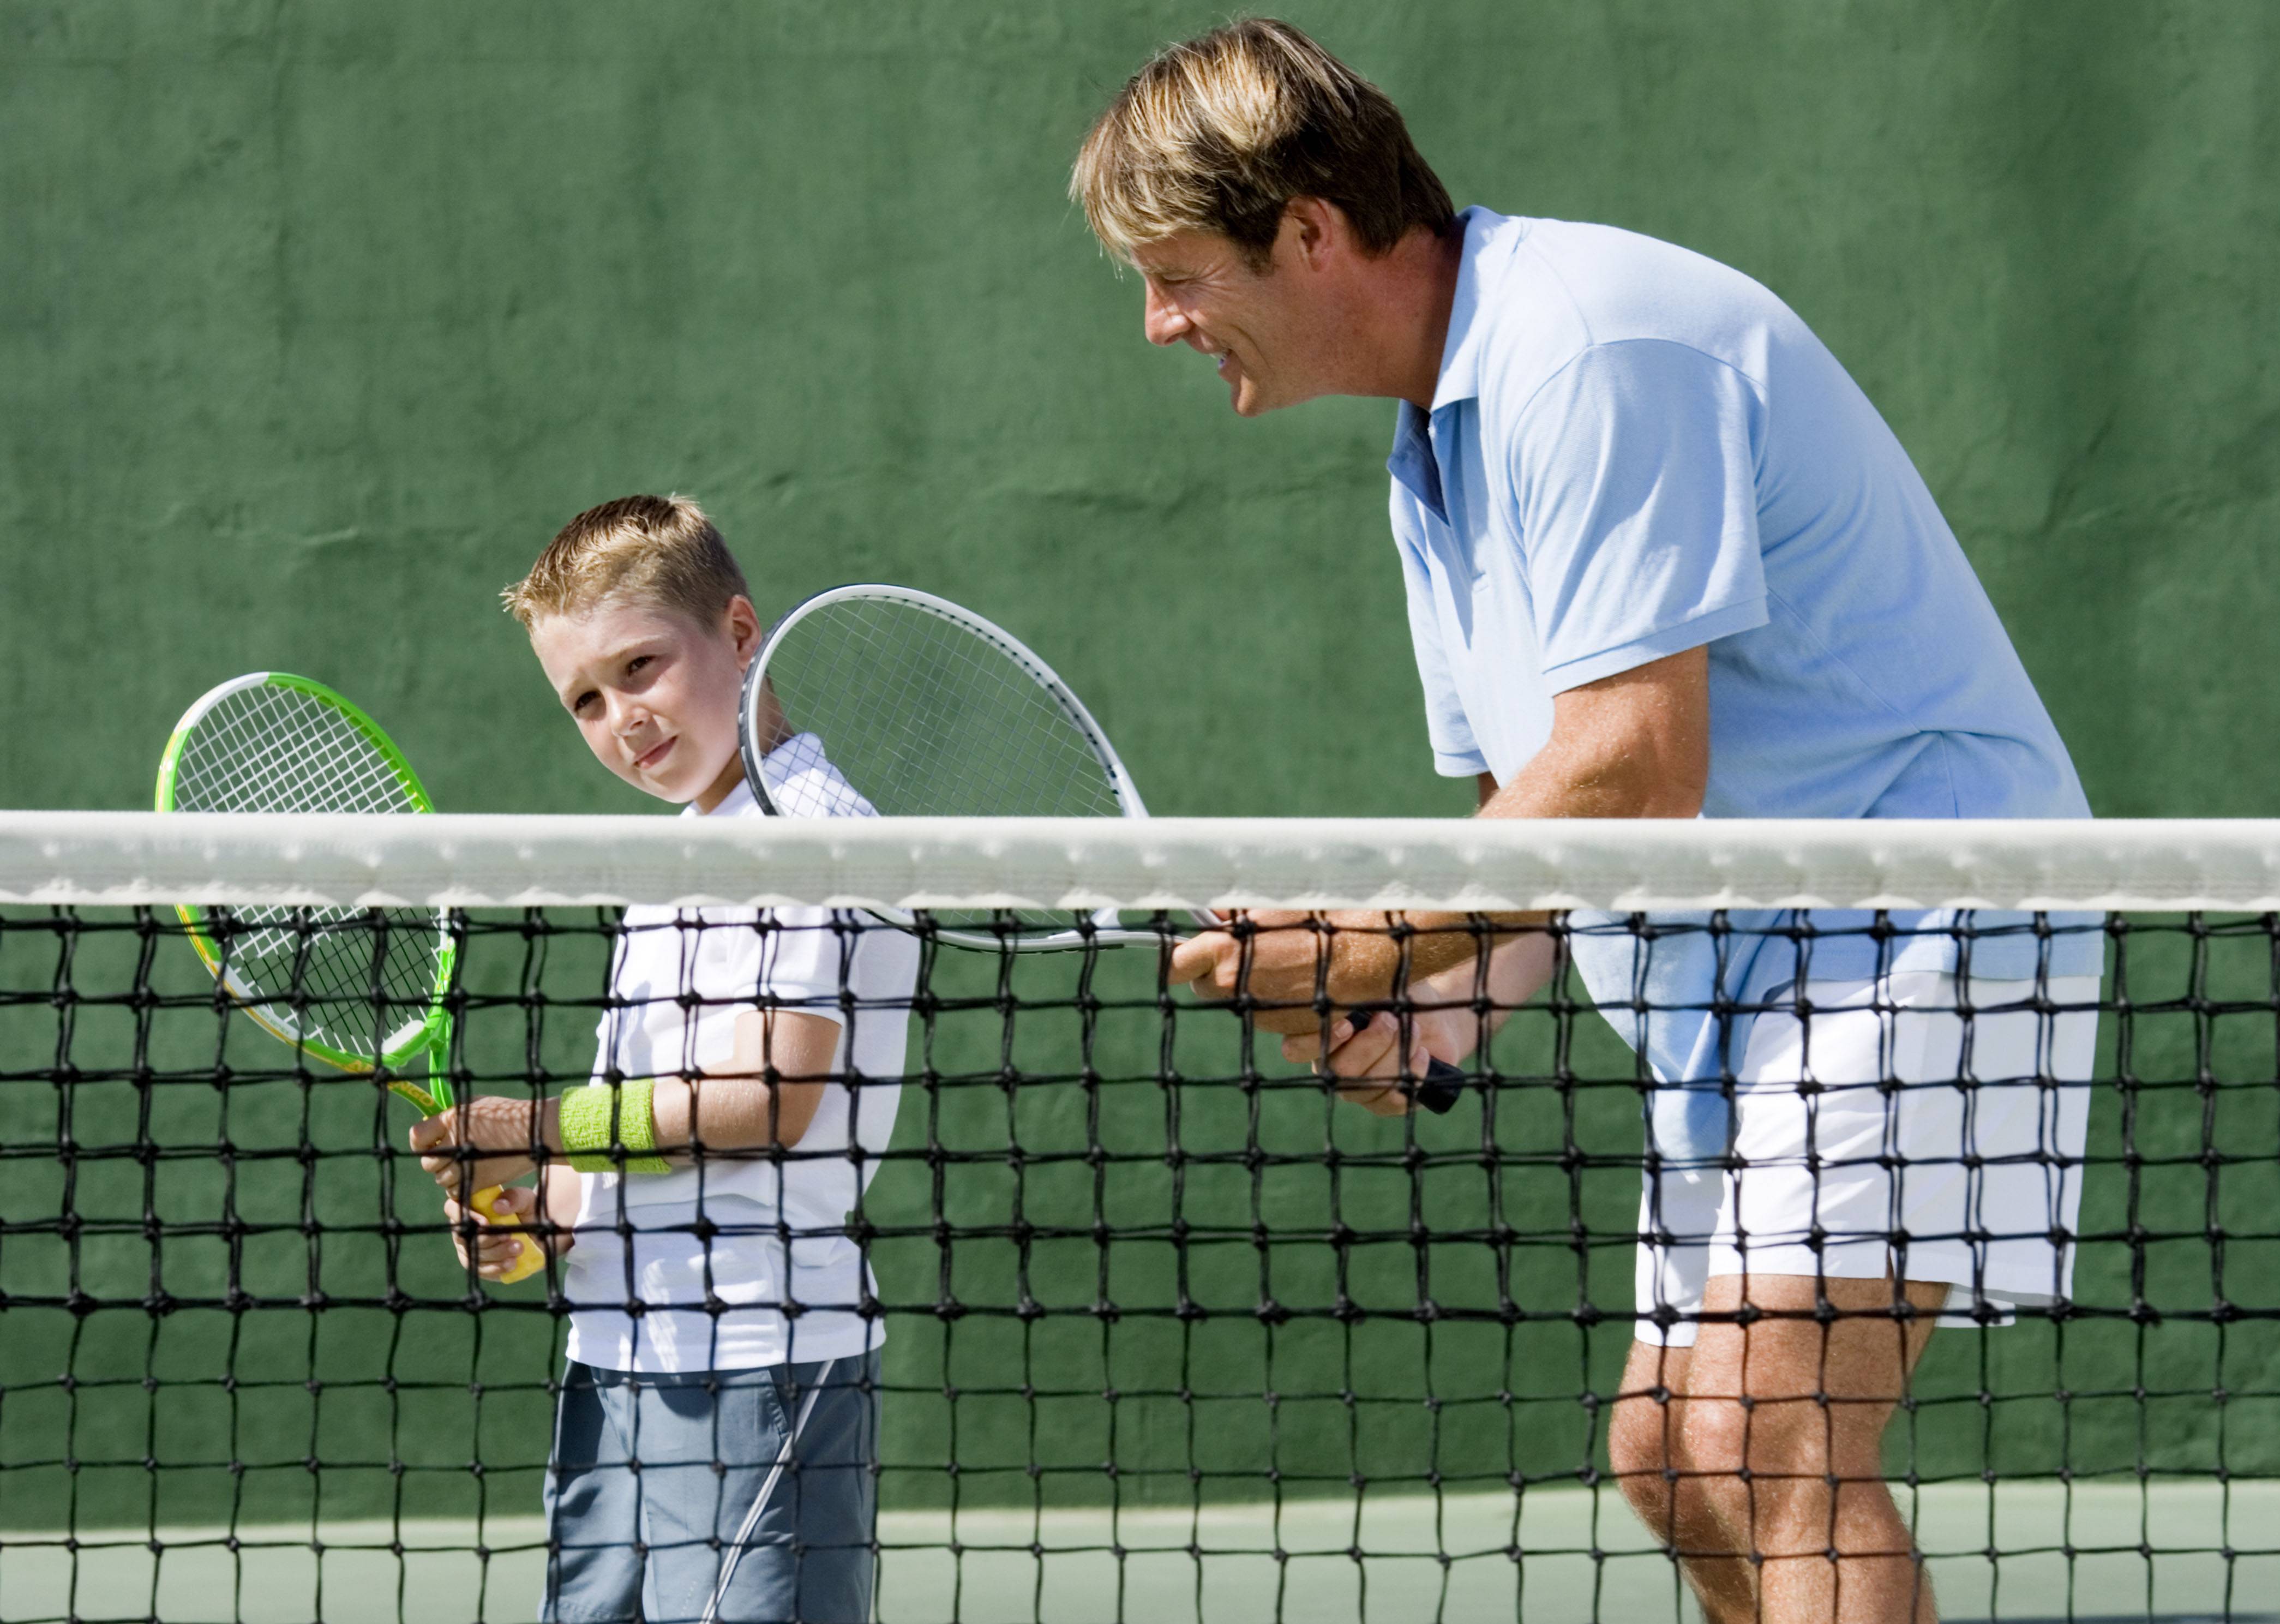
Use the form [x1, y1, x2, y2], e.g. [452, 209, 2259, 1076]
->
[1667, 1393, 1757, 1535]
[1610, 1341, 1696, 1517]
[1674, 1386, 1753, 1471]
[1678, 1389, 1877, 1553]
[1608, 1386, 1682, 1519]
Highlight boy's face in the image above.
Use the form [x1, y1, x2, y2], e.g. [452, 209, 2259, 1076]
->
[529, 595, 763, 810]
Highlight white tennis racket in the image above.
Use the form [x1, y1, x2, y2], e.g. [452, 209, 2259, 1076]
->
[736, 584, 1196, 951]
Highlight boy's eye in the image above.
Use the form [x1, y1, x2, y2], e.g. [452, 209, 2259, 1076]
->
[571, 690, 598, 714]
[627, 655, 653, 676]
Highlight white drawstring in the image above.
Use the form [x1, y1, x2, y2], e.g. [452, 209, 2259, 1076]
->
[698, 1358, 836, 1624]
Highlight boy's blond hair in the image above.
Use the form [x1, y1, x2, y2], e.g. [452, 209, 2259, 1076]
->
[1070, 19, 1453, 268]
[502, 494, 751, 630]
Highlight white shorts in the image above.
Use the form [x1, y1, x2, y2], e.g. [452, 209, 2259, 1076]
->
[1635, 972, 2102, 1348]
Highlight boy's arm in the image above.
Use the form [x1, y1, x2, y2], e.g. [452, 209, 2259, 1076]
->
[648, 1009, 841, 1153]
[411, 1009, 845, 1193]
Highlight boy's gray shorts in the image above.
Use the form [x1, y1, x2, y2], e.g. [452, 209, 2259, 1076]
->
[541, 1350, 880, 1624]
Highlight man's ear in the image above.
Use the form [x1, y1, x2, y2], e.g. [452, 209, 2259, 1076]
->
[1282, 196, 1347, 269]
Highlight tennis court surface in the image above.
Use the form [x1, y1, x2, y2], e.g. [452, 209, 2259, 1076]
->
[2, 1483, 2274, 1622]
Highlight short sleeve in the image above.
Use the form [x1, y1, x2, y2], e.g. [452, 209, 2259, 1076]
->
[1390, 493, 1490, 778]
[1509, 340, 1770, 692]
[753, 904, 854, 1024]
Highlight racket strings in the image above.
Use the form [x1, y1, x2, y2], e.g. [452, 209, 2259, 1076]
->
[765, 602, 1124, 817]
[759, 600, 1126, 937]
[871, 611, 1113, 810]
[173, 682, 423, 816]
[170, 682, 446, 1063]
[761, 602, 1126, 939]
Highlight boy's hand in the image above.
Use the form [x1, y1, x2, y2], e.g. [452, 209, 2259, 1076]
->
[442, 1188, 562, 1280]
[410, 1096, 550, 1197]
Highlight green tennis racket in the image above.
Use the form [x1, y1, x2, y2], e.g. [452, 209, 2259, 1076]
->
[155, 672, 545, 1284]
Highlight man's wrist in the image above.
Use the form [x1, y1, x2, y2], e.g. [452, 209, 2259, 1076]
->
[1328, 916, 1403, 1003]
[1339, 909, 1519, 987]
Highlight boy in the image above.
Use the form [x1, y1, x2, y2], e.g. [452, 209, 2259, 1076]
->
[410, 494, 918, 1624]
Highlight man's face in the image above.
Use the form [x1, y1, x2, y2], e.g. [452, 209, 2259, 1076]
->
[1131, 221, 1333, 416]
[530, 597, 758, 810]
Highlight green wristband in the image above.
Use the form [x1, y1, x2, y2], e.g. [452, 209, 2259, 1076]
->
[558, 1079, 673, 1174]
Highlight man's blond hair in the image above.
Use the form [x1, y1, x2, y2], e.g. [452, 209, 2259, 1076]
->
[502, 494, 751, 630]
[1070, 19, 1453, 266]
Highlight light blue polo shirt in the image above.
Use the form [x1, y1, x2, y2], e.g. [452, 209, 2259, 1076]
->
[1391, 209, 2101, 1154]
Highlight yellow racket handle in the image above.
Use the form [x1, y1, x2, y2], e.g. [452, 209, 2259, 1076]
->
[469, 1185, 548, 1284]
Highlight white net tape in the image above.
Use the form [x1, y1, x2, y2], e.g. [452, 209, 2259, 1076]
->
[3, 811, 2279, 911]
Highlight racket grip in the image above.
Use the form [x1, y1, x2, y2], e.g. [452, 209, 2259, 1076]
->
[1345, 1010, 1468, 1114]
[470, 1185, 548, 1285]
[1415, 1057, 1467, 1115]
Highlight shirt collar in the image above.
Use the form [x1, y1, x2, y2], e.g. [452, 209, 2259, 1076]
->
[1427, 205, 1520, 413]
[1387, 207, 1520, 518]
[1388, 404, 1445, 522]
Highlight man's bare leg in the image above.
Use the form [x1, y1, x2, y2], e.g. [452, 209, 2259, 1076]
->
[1611, 1339, 1759, 1623]
[1678, 1273, 1946, 1623]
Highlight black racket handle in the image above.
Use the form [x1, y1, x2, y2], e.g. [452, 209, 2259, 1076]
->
[1416, 1057, 1467, 1114]
[1348, 1010, 1467, 1113]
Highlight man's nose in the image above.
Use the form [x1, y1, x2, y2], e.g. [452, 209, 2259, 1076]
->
[1142, 283, 1187, 347]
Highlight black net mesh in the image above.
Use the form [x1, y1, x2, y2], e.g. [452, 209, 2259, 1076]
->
[0, 902, 2273, 1623]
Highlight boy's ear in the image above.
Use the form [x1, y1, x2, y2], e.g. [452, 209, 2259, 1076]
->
[725, 595, 763, 669]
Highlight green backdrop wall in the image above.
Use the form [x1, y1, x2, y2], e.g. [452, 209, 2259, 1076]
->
[3, 0, 2277, 1531]
[10, 0, 2276, 823]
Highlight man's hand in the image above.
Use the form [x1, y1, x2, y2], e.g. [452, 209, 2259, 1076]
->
[442, 1186, 559, 1280]
[1166, 909, 1408, 1036]
[1166, 909, 1517, 1035]
[1282, 1006, 1475, 1116]
[410, 1095, 552, 1198]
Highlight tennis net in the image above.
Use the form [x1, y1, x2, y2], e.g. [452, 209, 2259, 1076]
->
[0, 811, 2274, 1624]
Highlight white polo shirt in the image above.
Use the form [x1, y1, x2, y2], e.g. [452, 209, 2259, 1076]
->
[562, 745, 919, 1373]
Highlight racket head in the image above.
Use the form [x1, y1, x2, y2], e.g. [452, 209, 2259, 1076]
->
[155, 672, 455, 1076]
[739, 586, 1184, 951]
[740, 585, 1143, 818]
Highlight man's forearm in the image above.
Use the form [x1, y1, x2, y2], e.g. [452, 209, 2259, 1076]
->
[1319, 739, 1646, 989]
[1329, 650, 1709, 990]
[1171, 649, 1708, 1026]
[1320, 908, 1543, 997]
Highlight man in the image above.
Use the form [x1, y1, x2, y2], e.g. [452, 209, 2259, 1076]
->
[1070, 21, 2102, 1624]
